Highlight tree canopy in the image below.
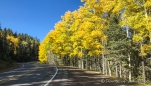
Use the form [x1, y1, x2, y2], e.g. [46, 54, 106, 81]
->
[39, 0, 151, 84]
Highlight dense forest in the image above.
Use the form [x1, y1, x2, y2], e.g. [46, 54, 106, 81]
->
[39, 0, 151, 84]
[0, 25, 40, 62]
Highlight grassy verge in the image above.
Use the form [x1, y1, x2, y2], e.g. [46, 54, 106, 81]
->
[0, 60, 20, 73]
[0, 60, 10, 70]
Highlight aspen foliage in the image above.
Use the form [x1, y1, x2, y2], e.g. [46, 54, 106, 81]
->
[38, 0, 151, 83]
[38, 43, 47, 63]
[118, 0, 151, 56]
[39, 2, 106, 61]
[39, 0, 151, 62]
[6, 36, 19, 54]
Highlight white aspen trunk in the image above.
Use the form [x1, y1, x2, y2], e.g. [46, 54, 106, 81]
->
[108, 61, 111, 76]
[126, 26, 129, 38]
[140, 42, 146, 83]
[92, 57, 94, 70]
[105, 58, 107, 75]
[116, 62, 118, 77]
[78, 59, 81, 68]
[94, 55, 97, 71]
[82, 58, 84, 69]
[94, 57, 96, 71]
[86, 56, 88, 70]
[128, 53, 131, 82]
[90, 60, 92, 70]
[142, 60, 146, 83]
[95, 56, 97, 71]
[98, 57, 101, 71]
[119, 62, 122, 78]
[97, 57, 99, 71]
[123, 68, 126, 78]
[94, 56, 96, 71]
[99, 57, 102, 72]
[102, 40, 105, 74]
[102, 54, 105, 74]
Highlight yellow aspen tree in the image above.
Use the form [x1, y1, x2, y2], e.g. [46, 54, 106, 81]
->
[112, 0, 151, 82]
[112, 0, 151, 55]
[74, 4, 106, 69]
[38, 30, 57, 63]
[80, 0, 110, 72]
[6, 36, 19, 54]
[44, 11, 75, 65]
[38, 42, 47, 63]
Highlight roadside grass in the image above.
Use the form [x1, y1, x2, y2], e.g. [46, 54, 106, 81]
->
[144, 83, 151, 86]
[0, 59, 10, 70]
[0, 59, 20, 73]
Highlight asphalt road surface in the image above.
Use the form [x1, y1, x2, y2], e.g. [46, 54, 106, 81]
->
[0, 62, 65, 86]
[0, 62, 142, 86]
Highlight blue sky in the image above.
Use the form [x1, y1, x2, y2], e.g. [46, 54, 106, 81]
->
[0, 0, 84, 42]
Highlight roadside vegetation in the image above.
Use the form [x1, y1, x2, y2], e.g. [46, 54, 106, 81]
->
[0, 60, 10, 70]
[39, 0, 151, 85]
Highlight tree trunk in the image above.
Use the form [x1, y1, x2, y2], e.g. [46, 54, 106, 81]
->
[119, 62, 122, 78]
[142, 60, 146, 83]
[97, 57, 101, 71]
[78, 59, 81, 68]
[90, 58, 92, 70]
[102, 40, 105, 74]
[102, 54, 105, 74]
[128, 53, 131, 82]
[140, 42, 146, 83]
[126, 26, 129, 38]
[105, 58, 107, 75]
[75, 57, 78, 67]
[93, 56, 96, 71]
[116, 62, 118, 77]
[108, 60, 111, 76]
[81, 58, 84, 69]
[86, 56, 88, 70]
[123, 68, 126, 79]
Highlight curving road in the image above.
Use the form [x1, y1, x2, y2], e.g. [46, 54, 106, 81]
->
[0, 62, 141, 86]
[0, 62, 67, 86]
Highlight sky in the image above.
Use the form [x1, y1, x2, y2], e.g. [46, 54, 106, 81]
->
[0, 0, 84, 42]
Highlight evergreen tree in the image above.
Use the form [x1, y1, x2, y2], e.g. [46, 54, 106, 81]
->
[105, 14, 128, 77]
[0, 27, 40, 62]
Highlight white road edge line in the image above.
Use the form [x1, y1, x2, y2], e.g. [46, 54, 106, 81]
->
[44, 65, 58, 86]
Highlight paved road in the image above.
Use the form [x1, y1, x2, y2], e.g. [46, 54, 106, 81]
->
[0, 62, 142, 86]
[0, 62, 67, 86]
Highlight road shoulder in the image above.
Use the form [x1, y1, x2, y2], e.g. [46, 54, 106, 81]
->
[63, 66, 143, 86]
[0, 63, 21, 73]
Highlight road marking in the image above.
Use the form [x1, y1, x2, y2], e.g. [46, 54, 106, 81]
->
[44, 65, 58, 86]
[0, 64, 39, 84]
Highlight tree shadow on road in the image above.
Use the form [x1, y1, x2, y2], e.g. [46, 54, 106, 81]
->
[62, 66, 143, 86]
